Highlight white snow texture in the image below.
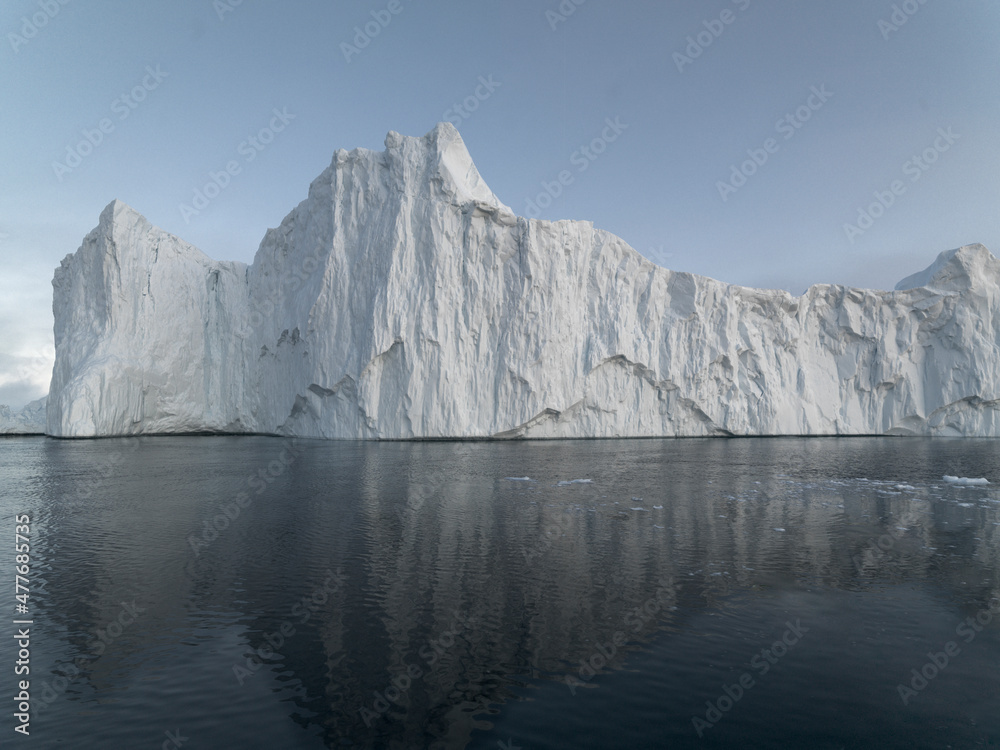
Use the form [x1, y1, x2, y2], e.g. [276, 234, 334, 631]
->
[47, 123, 1000, 438]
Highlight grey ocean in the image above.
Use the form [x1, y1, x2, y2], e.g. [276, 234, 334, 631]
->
[1, 436, 999, 748]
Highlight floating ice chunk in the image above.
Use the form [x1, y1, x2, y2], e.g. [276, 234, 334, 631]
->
[894, 484, 916, 491]
[773, 527, 786, 532]
[630, 507, 648, 511]
[506, 477, 533, 481]
[557, 479, 593, 486]
[653, 505, 663, 509]
[943, 476, 989, 485]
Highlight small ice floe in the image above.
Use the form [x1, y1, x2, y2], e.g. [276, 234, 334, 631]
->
[943, 476, 989, 486]
[653, 505, 663, 510]
[773, 527, 786, 532]
[895, 484, 916, 491]
[631, 507, 648, 511]
[506, 477, 533, 481]
[957, 503, 974, 508]
[653, 524, 664, 529]
[557, 479, 593, 486]
[631, 497, 642, 502]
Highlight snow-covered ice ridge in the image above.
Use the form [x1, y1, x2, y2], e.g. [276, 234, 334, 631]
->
[1, 397, 46, 435]
[47, 123, 1000, 438]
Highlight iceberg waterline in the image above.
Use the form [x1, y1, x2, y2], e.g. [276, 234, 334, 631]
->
[46, 123, 1000, 438]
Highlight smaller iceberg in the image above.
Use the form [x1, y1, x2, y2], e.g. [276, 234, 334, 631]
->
[942, 475, 990, 486]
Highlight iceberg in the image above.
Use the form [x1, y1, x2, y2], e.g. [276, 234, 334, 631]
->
[942, 476, 990, 486]
[0, 396, 47, 435]
[47, 123, 1000, 439]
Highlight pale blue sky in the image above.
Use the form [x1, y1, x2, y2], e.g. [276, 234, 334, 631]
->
[2, 0, 999, 407]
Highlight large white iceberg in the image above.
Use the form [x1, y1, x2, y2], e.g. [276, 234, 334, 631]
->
[47, 123, 1000, 438]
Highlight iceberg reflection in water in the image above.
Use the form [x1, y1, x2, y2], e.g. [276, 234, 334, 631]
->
[1, 436, 998, 748]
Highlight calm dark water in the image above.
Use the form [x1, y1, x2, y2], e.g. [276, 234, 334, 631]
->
[0, 436, 999, 749]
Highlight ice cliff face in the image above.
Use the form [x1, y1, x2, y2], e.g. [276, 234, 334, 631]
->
[47, 123, 1000, 438]
[0, 396, 47, 435]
